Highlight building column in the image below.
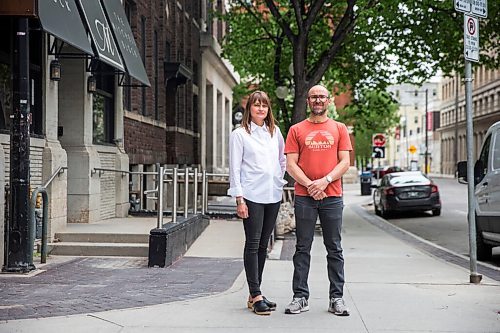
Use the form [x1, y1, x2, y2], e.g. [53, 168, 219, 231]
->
[216, 90, 223, 171]
[58, 58, 100, 223]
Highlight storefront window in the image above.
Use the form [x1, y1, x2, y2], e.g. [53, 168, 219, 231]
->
[92, 65, 115, 144]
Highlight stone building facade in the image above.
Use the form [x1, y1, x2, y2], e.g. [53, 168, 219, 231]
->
[438, 67, 500, 175]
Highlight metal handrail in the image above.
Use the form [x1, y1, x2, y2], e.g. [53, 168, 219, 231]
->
[42, 166, 67, 188]
[91, 167, 130, 177]
[28, 165, 67, 266]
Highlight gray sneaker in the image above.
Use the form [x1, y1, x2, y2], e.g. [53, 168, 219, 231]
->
[284, 297, 309, 314]
[329, 297, 350, 316]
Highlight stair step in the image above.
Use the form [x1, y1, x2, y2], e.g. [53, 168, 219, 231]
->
[48, 242, 149, 257]
[54, 233, 149, 244]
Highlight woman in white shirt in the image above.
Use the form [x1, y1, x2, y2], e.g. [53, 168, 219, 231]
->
[228, 91, 286, 315]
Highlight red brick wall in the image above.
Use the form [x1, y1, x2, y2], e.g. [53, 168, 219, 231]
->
[126, 0, 201, 166]
[124, 118, 167, 165]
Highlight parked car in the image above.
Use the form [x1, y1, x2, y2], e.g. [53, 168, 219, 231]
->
[457, 121, 500, 261]
[372, 165, 403, 179]
[373, 171, 441, 218]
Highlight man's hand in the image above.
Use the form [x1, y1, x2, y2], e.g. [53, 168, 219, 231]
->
[236, 203, 249, 219]
[307, 178, 329, 197]
[311, 191, 328, 200]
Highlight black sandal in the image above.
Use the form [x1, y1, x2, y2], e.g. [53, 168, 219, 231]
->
[262, 296, 277, 311]
[252, 300, 271, 315]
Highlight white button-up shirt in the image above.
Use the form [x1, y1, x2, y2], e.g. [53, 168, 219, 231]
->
[228, 122, 286, 204]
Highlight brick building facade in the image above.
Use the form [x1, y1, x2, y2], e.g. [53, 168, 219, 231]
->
[124, 0, 201, 166]
[123, 0, 238, 209]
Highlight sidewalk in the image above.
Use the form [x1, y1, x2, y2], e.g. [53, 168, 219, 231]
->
[1, 185, 499, 332]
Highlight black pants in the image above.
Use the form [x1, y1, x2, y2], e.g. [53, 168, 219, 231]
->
[292, 196, 345, 299]
[243, 199, 281, 298]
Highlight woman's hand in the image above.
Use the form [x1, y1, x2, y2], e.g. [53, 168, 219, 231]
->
[236, 202, 249, 219]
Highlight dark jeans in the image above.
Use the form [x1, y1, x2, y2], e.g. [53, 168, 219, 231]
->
[243, 199, 281, 298]
[292, 195, 345, 299]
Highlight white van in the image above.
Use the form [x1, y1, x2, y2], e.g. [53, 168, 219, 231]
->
[457, 121, 500, 260]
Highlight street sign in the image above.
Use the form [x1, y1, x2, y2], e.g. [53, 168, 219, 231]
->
[471, 0, 487, 18]
[464, 15, 479, 62]
[454, 0, 487, 18]
[454, 0, 471, 13]
[409, 145, 417, 154]
[372, 146, 385, 159]
[372, 133, 386, 147]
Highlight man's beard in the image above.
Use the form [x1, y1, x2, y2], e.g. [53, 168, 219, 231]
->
[310, 107, 327, 116]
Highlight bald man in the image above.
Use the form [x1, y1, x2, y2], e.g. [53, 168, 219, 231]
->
[284, 84, 352, 316]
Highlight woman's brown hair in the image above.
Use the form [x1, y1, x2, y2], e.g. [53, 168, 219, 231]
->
[242, 91, 276, 137]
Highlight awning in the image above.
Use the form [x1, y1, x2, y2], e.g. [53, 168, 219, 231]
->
[38, 0, 94, 57]
[77, 0, 125, 72]
[101, 0, 150, 86]
[165, 62, 192, 85]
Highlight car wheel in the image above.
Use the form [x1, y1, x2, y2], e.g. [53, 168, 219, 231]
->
[476, 218, 492, 261]
[381, 204, 389, 219]
[374, 196, 381, 216]
[432, 208, 441, 216]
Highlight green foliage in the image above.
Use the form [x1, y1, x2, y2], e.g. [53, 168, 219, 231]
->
[222, 0, 500, 131]
[338, 90, 400, 163]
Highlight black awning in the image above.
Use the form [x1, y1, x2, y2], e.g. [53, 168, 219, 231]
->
[38, 0, 94, 57]
[101, 0, 150, 87]
[77, 0, 125, 72]
[165, 62, 192, 85]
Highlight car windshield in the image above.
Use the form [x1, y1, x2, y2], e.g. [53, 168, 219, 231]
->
[389, 174, 429, 185]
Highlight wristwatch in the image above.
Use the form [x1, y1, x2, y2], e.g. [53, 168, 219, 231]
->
[325, 175, 333, 183]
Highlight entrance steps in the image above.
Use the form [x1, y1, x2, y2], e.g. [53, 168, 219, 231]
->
[48, 217, 157, 257]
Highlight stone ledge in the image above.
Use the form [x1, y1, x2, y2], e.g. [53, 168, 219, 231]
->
[149, 214, 209, 267]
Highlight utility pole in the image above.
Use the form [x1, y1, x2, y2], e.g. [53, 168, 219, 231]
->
[3, 18, 34, 273]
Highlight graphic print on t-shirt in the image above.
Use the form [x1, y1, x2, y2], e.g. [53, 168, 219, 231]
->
[304, 130, 335, 151]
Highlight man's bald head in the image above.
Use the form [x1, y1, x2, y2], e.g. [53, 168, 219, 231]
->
[308, 85, 329, 97]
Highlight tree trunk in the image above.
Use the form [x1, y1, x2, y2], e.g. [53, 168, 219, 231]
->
[291, 80, 308, 126]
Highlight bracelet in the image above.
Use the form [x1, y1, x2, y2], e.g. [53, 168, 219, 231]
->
[236, 198, 245, 205]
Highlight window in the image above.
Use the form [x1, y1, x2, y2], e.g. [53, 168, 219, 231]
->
[93, 66, 115, 144]
[409, 129, 413, 136]
[432, 89, 437, 96]
[478, 134, 491, 173]
[141, 16, 147, 116]
[154, 30, 159, 120]
[395, 90, 399, 98]
[414, 116, 418, 124]
[492, 130, 500, 170]
[414, 91, 418, 97]
[417, 127, 420, 134]
[414, 103, 418, 110]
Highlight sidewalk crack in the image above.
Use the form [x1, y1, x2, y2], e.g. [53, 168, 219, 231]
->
[87, 314, 124, 328]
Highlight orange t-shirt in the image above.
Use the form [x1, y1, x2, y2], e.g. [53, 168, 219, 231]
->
[285, 119, 352, 197]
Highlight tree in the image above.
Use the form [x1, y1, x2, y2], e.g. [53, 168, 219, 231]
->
[222, 0, 500, 130]
[337, 90, 400, 168]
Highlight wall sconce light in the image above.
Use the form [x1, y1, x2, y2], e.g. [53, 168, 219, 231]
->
[87, 75, 97, 93]
[50, 60, 61, 81]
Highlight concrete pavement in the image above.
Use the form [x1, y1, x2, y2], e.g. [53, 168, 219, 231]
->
[1, 185, 499, 332]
